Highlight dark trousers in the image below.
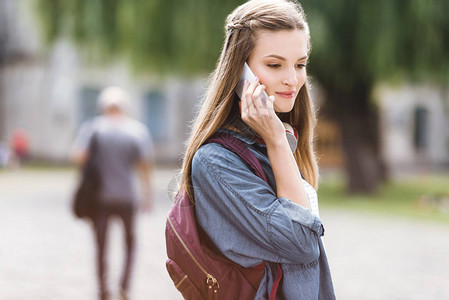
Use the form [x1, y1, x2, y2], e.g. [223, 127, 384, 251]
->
[93, 202, 135, 294]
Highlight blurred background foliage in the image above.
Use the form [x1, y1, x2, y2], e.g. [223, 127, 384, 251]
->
[34, 0, 449, 193]
[35, 0, 449, 79]
[304, 0, 449, 85]
[35, 0, 242, 74]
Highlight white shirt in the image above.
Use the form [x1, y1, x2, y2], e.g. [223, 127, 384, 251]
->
[303, 179, 320, 217]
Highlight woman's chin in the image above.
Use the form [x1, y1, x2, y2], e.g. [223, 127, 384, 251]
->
[274, 104, 294, 113]
[273, 97, 295, 113]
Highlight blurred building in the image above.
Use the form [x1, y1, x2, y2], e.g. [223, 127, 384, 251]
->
[0, 0, 203, 164]
[1, 0, 448, 170]
[377, 84, 449, 172]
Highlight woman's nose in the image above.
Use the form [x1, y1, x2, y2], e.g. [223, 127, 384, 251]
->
[282, 68, 299, 86]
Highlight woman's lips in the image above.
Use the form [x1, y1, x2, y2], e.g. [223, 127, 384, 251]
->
[275, 91, 296, 98]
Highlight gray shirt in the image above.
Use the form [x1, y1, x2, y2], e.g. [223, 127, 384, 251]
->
[74, 115, 153, 204]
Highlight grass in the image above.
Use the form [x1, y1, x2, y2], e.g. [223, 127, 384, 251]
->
[0, 161, 74, 172]
[318, 173, 449, 224]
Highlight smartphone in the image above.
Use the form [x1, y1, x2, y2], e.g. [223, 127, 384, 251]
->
[235, 62, 269, 106]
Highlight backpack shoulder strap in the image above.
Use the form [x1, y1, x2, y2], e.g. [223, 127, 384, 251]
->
[207, 133, 283, 300]
[206, 133, 268, 183]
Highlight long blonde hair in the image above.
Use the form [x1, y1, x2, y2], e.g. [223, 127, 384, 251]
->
[181, 0, 318, 199]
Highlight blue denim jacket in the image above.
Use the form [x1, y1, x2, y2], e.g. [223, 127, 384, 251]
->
[191, 127, 336, 300]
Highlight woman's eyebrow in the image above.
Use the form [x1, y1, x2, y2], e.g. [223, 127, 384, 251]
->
[263, 54, 308, 61]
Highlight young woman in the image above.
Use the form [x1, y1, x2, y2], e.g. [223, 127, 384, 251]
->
[180, 0, 335, 298]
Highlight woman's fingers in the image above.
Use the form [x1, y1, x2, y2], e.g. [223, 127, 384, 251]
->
[245, 79, 259, 113]
[241, 78, 276, 128]
[252, 84, 267, 108]
[240, 79, 283, 142]
[240, 80, 250, 118]
[266, 95, 275, 111]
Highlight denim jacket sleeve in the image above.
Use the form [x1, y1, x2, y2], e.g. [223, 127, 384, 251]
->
[192, 143, 324, 268]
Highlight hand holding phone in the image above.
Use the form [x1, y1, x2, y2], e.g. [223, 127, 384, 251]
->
[236, 62, 297, 152]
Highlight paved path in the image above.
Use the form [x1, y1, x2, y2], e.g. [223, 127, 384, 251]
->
[323, 210, 449, 299]
[1, 168, 448, 299]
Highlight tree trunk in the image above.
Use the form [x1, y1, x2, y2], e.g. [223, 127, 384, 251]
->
[325, 87, 388, 194]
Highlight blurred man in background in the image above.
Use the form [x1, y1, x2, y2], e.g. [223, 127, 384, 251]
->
[72, 86, 154, 300]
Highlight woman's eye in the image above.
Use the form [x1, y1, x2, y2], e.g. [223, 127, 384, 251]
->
[267, 64, 281, 68]
[296, 63, 307, 69]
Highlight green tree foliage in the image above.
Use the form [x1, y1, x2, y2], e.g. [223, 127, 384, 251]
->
[35, 0, 243, 74]
[302, 0, 449, 87]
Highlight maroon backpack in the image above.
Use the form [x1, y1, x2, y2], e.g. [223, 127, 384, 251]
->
[165, 133, 282, 300]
